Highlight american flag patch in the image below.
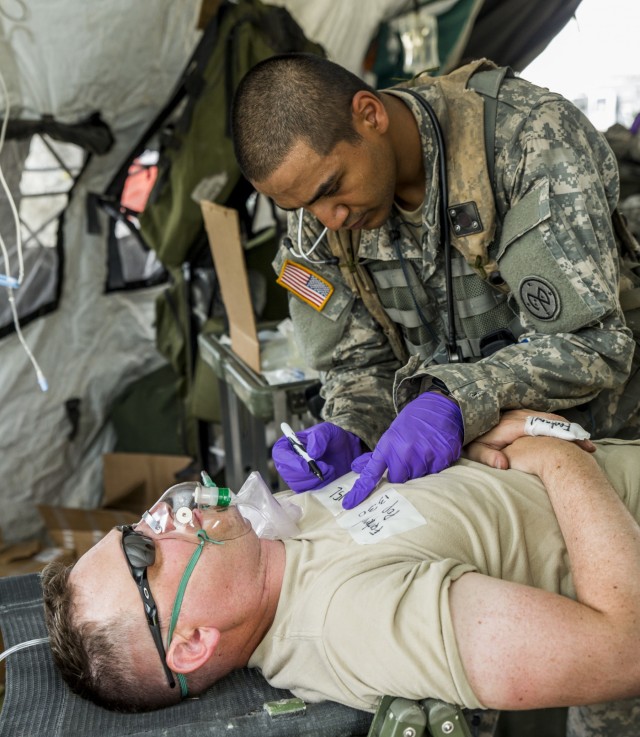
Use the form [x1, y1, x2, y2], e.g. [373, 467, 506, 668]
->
[277, 259, 334, 311]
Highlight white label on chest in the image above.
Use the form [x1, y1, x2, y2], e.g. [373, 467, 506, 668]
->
[314, 472, 426, 544]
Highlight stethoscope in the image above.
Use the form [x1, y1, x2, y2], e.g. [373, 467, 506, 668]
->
[392, 87, 461, 363]
[282, 88, 460, 361]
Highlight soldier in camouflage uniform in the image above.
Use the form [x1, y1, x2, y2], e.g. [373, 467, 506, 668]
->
[231, 53, 640, 737]
[232, 53, 640, 486]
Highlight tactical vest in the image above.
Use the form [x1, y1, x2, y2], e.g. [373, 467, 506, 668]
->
[330, 61, 640, 369]
[328, 61, 524, 366]
[363, 244, 524, 365]
[397, 62, 526, 363]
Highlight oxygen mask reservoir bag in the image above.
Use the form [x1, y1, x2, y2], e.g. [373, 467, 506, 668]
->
[233, 471, 301, 539]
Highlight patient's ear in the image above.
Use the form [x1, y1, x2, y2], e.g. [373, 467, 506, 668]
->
[166, 626, 220, 674]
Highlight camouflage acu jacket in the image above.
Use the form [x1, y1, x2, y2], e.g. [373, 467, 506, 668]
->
[272, 67, 640, 448]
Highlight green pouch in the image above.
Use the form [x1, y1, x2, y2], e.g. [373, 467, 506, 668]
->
[139, 0, 324, 268]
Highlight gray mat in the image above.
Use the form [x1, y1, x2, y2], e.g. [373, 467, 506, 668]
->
[0, 573, 373, 737]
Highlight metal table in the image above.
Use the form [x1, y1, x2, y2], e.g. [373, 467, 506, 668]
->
[198, 331, 320, 492]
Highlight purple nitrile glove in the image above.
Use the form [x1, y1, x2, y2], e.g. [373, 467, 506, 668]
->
[272, 421, 363, 492]
[343, 392, 463, 509]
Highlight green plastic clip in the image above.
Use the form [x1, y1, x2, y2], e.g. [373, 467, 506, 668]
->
[263, 697, 307, 718]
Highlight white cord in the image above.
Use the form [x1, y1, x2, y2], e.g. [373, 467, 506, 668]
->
[7, 289, 48, 390]
[0, 636, 49, 662]
[292, 209, 328, 261]
[0, 65, 48, 391]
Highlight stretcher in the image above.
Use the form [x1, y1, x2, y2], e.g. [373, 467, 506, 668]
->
[0, 573, 499, 737]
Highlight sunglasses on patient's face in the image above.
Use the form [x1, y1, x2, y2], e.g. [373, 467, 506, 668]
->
[117, 525, 176, 689]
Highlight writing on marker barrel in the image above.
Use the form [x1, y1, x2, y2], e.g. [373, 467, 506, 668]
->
[280, 422, 324, 481]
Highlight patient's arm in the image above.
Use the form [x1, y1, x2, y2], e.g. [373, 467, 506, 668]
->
[463, 409, 595, 469]
[450, 436, 640, 710]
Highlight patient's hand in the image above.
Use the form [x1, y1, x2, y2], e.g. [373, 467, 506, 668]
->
[464, 409, 595, 469]
[498, 434, 586, 477]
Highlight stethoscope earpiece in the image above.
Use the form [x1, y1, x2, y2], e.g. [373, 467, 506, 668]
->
[283, 210, 334, 265]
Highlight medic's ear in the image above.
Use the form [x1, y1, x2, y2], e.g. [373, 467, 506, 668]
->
[351, 90, 389, 133]
[166, 626, 220, 675]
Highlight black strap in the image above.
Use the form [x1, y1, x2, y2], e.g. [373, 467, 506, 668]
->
[99, 2, 230, 201]
[467, 66, 512, 187]
[397, 87, 460, 361]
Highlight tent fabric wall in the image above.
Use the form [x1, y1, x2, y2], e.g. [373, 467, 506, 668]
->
[459, 0, 584, 71]
[265, 0, 478, 76]
[0, 1, 203, 542]
[0, 1, 199, 124]
[266, 0, 582, 80]
[264, 0, 425, 74]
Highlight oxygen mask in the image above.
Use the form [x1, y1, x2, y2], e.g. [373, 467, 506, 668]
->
[139, 479, 251, 543]
[139, 471, 301, 542]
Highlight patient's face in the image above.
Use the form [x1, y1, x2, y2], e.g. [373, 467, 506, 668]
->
[61, 527, 209, 700]
[70, 528, 200, 662]
[141, 496, 254, 543]
[70, 506, 254, 661]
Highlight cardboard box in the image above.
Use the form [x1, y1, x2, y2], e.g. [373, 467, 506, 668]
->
[35, 452, 196, 560]
[102, 452, 195, 515]
[0, 538, 74, 578]
[201, 201, 262, 373]
[37, 506, 140, 559]
[0, 453, 196, 576]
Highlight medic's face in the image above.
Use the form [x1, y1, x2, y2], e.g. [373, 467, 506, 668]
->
[255, 137, 397, 233]
[253, 93, 398, 233]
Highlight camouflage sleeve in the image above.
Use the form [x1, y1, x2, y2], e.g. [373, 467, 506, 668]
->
[274, 211, 402, 449]
[293, 297, 401, 449]
[396, 96, 635, 443]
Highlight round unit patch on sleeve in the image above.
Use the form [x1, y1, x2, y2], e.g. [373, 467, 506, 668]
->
[277, 259, 334, 311]
[519, 276, 561, 321]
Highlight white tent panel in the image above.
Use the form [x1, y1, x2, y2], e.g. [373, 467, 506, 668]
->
[0, 1, 202, 122]
[0, 0, 202, 542]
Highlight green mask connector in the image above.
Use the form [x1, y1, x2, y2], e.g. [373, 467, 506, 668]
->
[197, 471, 232, 507]
[200, 470, 216, 487]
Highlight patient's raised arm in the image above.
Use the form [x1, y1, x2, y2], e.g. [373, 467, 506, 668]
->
[449, 436, 640, 710]
[464, 409, 595, 469]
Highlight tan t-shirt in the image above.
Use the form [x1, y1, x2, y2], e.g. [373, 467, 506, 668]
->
[249, 440, 640, 711]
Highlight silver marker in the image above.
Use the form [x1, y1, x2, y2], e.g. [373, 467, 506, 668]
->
[280, 422, 324, 481]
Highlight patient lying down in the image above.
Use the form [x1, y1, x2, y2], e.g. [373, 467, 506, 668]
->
[41, 410, 640, 715]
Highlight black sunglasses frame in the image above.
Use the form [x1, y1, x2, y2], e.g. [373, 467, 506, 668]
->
[117, 525, 176, 689]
